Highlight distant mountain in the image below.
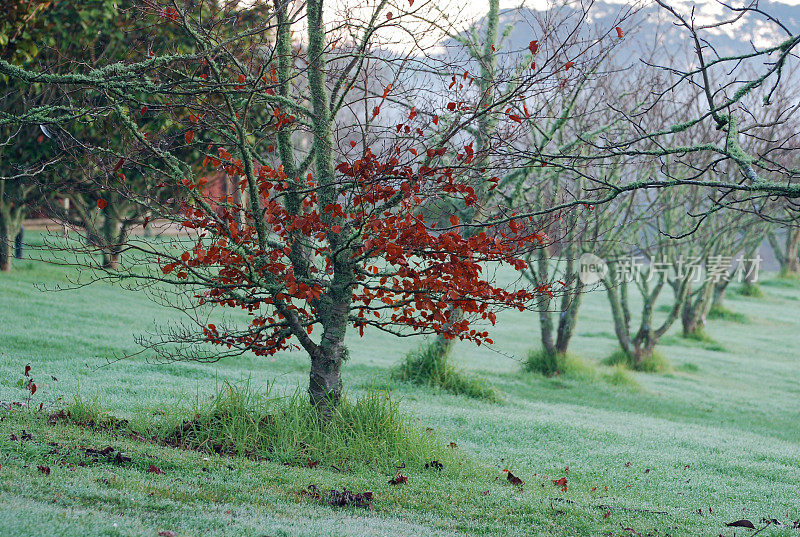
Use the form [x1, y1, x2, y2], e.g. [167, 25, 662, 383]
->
[439, 1, 800, 69]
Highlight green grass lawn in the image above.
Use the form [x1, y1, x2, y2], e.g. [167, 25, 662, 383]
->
[2, 236, 800, 536]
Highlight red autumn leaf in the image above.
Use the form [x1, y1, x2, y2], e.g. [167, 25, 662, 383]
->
[97, 199, 107, 210]
[349, 140, 357, 147]
[509, 114, 522, 123]
[386, 11, 393, 19]
[446, 102, 456, 111]
[616, 26, 624, 39]
[24, 365, 30, 377]
[185, 130, 195, 144]
[147, 465, 165, 474]
[29, 383, 37, 395]
[112, 158, 125, 172]
[140, 105, 148, 114]
[372, 106, 380, 117]
[564, 61, 575, 70]
[450, 215, 460, 226]
[38, 465, 50, 475]
[388, 472, 408, 485]
[553, 476, 567, 488]
[528, 40, 539, 54]
[503, 469, 524, 486]
[432, 115, 439, 125]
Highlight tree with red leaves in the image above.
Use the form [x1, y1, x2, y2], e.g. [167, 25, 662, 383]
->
[0, 0, 549, 414]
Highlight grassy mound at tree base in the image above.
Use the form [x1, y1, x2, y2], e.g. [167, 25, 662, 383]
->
[603, 348, 670, 373]
[523, 348, 596, 380]
[392, 344, 499, 402]
[736, 283, 765, 296]
[62, 383, 453, 472]
[707, 304, 749, 323]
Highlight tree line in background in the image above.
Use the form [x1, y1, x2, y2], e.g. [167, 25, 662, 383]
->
[1, 0, 800, 413]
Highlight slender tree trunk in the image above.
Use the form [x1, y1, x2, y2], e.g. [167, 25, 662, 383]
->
[0, 229, 11, 272]
[0, 210, 16, 272]
[554, 261, 582, 354]
[535, 250, 557, 355]
[712, 279, 728, 307]
[14, 226, 23, 259]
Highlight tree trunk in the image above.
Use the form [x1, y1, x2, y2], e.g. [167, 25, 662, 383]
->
[779, 229, 800, 278]
[0, 212, 14, 272]
[604, 273, 632, 355]
[102, 251, 121, 270]
[14, 226, 23, 259]
[681, 281, 713, 337]
[309, 346, 343, 418]
[712, 280, 727, 308]
[0, 233, 10, 272]
[631, 340, 654, 367]
[555, 278, 583, 354]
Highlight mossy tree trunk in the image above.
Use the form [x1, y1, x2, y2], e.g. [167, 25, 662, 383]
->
[768, 228, 800, 278]
[529, 248, 583, 359]
[681, 279, 714, 337]
[304, 0, 352, 416]
[604, 258, 690, 369]
[0, 182, 26, 272]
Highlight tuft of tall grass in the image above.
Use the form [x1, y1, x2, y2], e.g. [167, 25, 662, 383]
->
[63, 393, 129, 431]
[707, 304, 749, 323]
[523, 349, 596, 380]
[163, 380, 452, 471]
[603, 348, 669, 373]
[392, 344, 499, 402]
[737, 283, 765, 296]
[601, 364, 641, 390]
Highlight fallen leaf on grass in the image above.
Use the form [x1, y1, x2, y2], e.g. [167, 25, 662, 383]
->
[300, 485, 321, 500]
[388, 472, 408, 485]
[37, 465, 51, 475]
[85, 446, 115, 456]
[328, 488, 373, 509]
[147, 465, 165, 475]
[503, 469, 524, 486]
[725, 519, 756, 529]
[158, 531, 177, 537]
[553, 476, 568, 491]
